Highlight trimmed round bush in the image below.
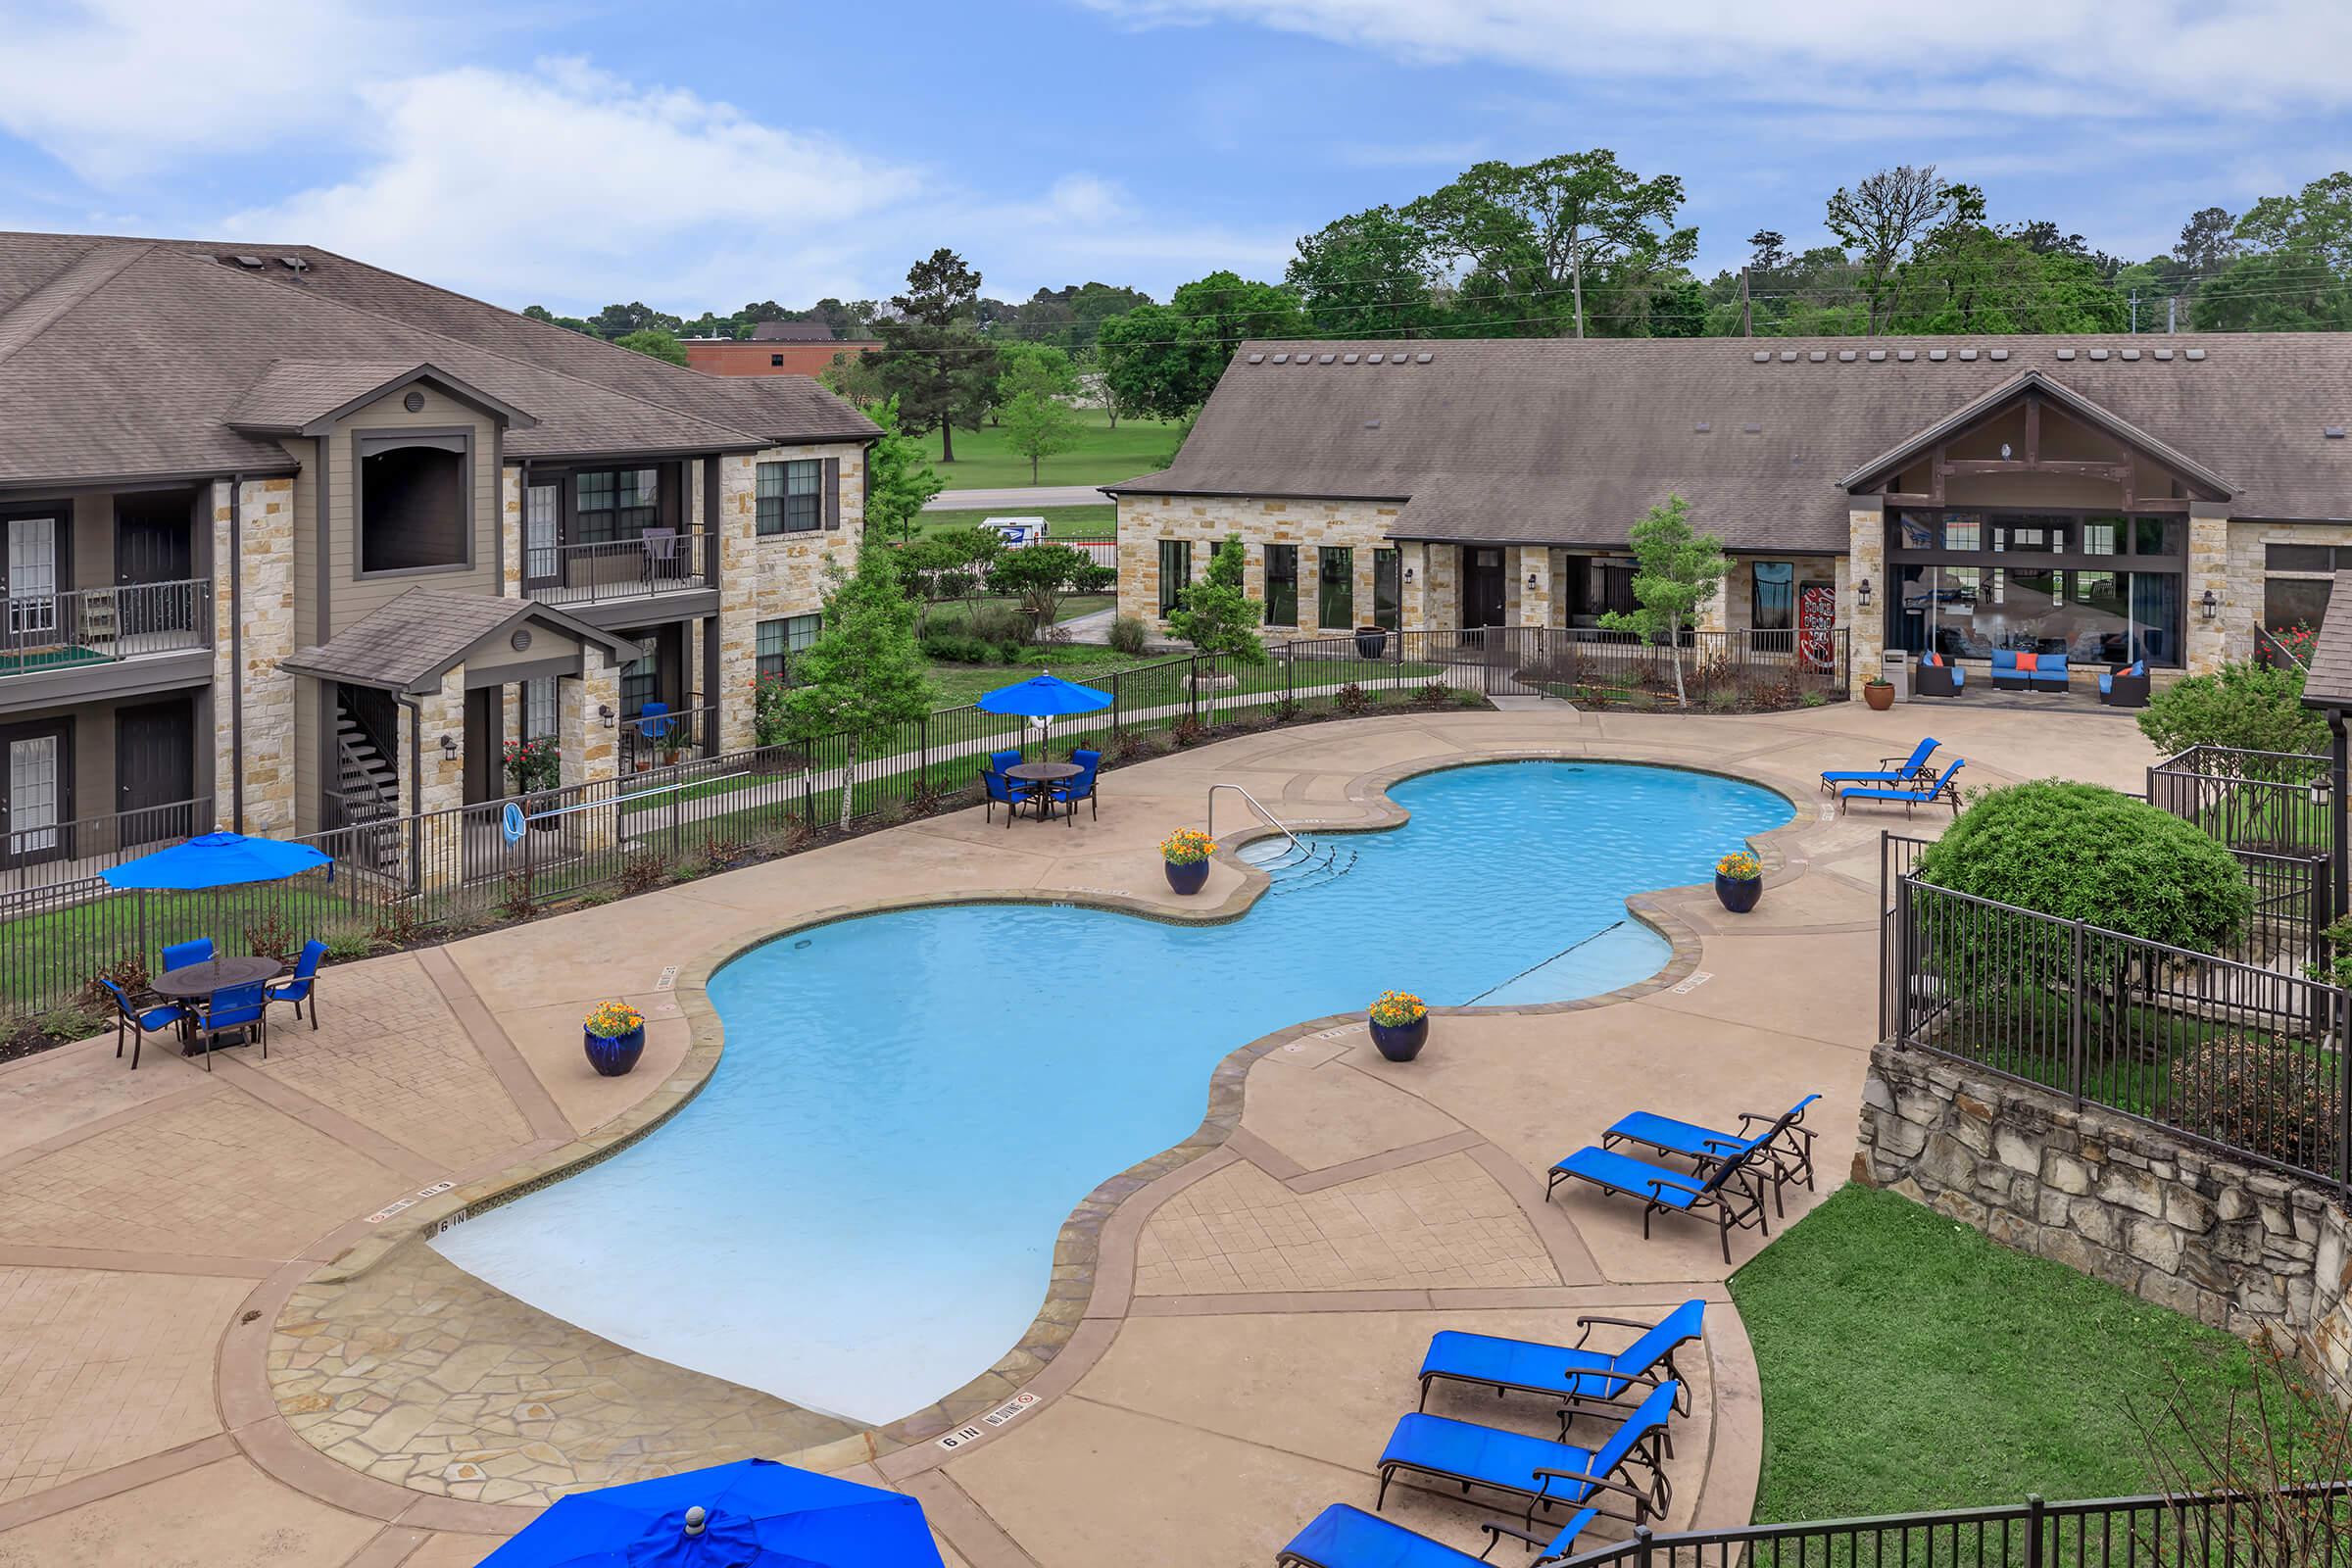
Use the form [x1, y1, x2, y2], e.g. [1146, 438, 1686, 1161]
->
[1916, 780, 2252, 953]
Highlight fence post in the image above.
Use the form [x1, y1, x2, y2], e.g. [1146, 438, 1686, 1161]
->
[1283, 641, 1294, 710]
[1632, 1525, 1652, 1568]
[1189, 656, 1200, 723]
[2339, 984, 2350, 1203]
[1878, 832, 1889, 1046]
[2069, 919, 2086, 1109]
[918, 715, 928, 795]
[2025, 1494, 2045, 1568]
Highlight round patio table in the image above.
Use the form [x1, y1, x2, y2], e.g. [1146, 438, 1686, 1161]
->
[1004, 761, 1081, 822]
[153, 956, 284, 1054]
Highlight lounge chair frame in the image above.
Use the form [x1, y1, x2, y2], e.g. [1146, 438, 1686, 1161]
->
[1374, 1413, 1671, 1533]
[1604, 1097, 1820, 1218]
[1415, 1307, 1699, 1420]
[1548, 1107, 1803, 1264]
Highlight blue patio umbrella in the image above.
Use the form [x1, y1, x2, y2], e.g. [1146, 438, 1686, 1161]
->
[478, 1458, 946, 1568]
[975, 672, 1113, 762]
[99, 831, 329, 891]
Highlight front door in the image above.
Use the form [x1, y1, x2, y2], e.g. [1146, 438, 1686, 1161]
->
[1462, 548, 1506, 632]
[464, 687, 502, 805]
[115, 496, 193, 584]
[1, 719, 70, 867]
[522, 482, 560, 589]
[116, 699, 195, 839]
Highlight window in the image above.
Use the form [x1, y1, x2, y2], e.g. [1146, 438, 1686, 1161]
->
[522, 678, 559, 742]
[1373, 549, 1400, 631]
[1886, 509, 2188, 666]
[2268, 543, 2334, 573]
[2082, 519, 2121, 556]
[770, 354, 785, 367]
[1157, 540, 1191, 616]
[1262, 545, 1298, 625]
[2267, 577, 2332, 641]
[1317, 547, 1354, 630]
[576, 467, 658, 544]
[1751, 561, 1794, 631]
[757, 460, 822, 535]
[757, 613, 820, 679]
[1597, 563, 1638, 617]
[358, 436, 466, 572]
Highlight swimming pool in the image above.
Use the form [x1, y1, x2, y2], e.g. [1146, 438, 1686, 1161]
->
[432, 761, 1789, 1426]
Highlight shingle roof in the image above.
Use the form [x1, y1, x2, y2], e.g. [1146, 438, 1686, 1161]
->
[0, 233, 878, 486]
[224, 359, 539, 434]
[1110, 335, 2352, 553]
[749, 320, 837, 342]
[2303, 570, 2352, 710]
[282, 589, 629, 693]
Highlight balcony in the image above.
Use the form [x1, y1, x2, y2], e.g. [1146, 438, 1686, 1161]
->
[0, 579, 214, 679]
[523, 532, 713, 609]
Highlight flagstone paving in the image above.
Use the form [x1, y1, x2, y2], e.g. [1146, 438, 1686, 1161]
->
[0, 703, 2162, 1565]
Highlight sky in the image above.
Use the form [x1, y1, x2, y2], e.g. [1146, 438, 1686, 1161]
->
[1, 0, 2348, 318]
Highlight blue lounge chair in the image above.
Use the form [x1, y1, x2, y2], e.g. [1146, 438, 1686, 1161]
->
[1051, 748, 1102, 824]
[1276, 1502, 1597, 1568]
[1375, 1378, 1680, 1528]
[192, 980, 268, 1071]
[161, 938, 215, 973]
[267, 939, 327, 1030]
[1818, 738, 1937, 795]
[1838, 757, 1967, 818]
[1547, 1107, 1803, 1264]
[98, 977, 187, 1072]
[1418, 1299, 1704, 1419]
[1605, 1095, 1821, 1216]
[979, 763, 1033, 826]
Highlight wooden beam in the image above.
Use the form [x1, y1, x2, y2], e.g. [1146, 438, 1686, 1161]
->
[2024, 395, 2040, 466]
[1883, 492, 1937, 508]
[1937, 459, 2129, 480]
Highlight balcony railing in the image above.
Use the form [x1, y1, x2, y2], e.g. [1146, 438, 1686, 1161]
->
[0, 579, 213, 677]
[523, 533, 713, 608]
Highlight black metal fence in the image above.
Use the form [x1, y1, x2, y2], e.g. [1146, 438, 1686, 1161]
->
[1558, 1483, 2352, 1568]
[1512, 626, 1851, 709]
[2147, 746, 2333, 859]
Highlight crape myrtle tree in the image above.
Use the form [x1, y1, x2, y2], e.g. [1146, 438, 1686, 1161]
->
[1595, 494, 1728, 709]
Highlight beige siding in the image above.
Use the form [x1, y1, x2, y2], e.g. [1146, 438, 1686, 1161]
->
[464, 621, 586, 678]
[322, 385, 500, 638]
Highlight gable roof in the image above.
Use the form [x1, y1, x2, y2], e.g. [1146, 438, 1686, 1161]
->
[282, 588, 631, 694]
[0, 232, 878, 487]
[1112, 335, 2352, 553]
[225, 360, 539, 435]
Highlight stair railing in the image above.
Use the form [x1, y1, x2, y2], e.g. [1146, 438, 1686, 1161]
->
[1206, 782, 1304, 858]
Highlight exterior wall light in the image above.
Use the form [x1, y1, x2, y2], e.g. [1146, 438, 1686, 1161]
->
[599, 704, 616, 729]
[1403, 566, 1415, 582]
[439, 734, 459, 760]
[1526, 571, 1540, 588]
[2200, 589, 2219, 621]
[1855, 577, 1873, 611]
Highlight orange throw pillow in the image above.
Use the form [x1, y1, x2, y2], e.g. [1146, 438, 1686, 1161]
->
[2016, 652, 2039, 672]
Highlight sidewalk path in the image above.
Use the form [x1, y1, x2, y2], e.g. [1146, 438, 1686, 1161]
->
[924, 485, 1112, 512]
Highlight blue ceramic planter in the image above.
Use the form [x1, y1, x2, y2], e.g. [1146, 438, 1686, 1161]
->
[1715, 873, 1762, 913]
[1165, 858, 1210, 896]
[583, 1024, 646, 1077]
[1369, 1015, 1428, 1062]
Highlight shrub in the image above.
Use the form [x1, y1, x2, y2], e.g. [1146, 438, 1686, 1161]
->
[1414, 680, 1453, 710]
[619, 847, 669, 895]
[1799, 689, 1829, 708]
[1703, 688, 1740, 713]
[243, 908, 298, 965]
[2138, 659, 2328, 760]
[37, 1005, 106, 1041]
[2168, 1036, 2338, 1173]
[966, 603, 1030, 650]
[1165, 534, 1268, 665]
[1171, 715, 1207, 748]
[1107, 614, 1149, 656]
[497, 868, 535, 921]
[78, 947, 150, 1011]
[1336, 682, 1370, 716]
[323, 930, 377, 962]
[371, 898, 421, 948]
[918, 627, 996, 664]
[1916, 780, 2253, 952]
[753, 671, 793, 748]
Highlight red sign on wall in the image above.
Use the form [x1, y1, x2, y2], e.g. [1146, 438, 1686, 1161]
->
[1797, 583, 1837, 670]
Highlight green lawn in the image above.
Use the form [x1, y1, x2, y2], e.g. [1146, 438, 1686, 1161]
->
[902, 504, 1116, 541]
[1730, 1184, 2315, 1522]
[929, 410, 1184, 490]
[922, 644, 1138, 708]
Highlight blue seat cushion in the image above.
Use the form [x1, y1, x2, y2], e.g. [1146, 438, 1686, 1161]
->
[1606, 1110, 1750, 1162]
[1381, 1413, 1600, 1502]
[1549, 1147, 1704, 1210]
[1419, 1330, 1624, 1400]
[1281, 1502, 1596, 1568]
[135, 1004, 186, 1031]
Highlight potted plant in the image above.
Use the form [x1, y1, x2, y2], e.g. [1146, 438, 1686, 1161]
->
[1354, 624, 1389, 660]
[582, 999, 646, 1077]
[1367, 989, 1429, 1061]
[503, 737, 563, 831]
[1160, 827, 1214, 896]
[1714, 851, 1763, 913]
[1863, 675, 1895, 711]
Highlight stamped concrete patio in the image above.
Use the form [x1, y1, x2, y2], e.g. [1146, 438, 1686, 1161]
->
[0, 700, 2158, 1567]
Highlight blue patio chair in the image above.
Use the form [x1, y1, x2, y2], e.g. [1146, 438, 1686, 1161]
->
[979, 764, 1033, 827]
[1051, 747, 1102, 825]
[1546, 1105, 1805, 1264]
[988, 748, 1024, 775]
[1838, 757, 1967, 818]
[161, 937, 215, 973]
[192, 980, 268, 1071]
[1375, 1378, 1681, 1528]
[1418, 1299, 1704, 1420]
[1277, 1502, 1597, 1568]
[267, 939, 327, 1030]
[1605, 1095, 1821, 1216]
[97, 977, 187, 1072]
[1818, 738, 1937, 795]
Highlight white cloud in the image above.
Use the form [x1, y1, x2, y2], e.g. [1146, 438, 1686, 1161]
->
[0, 0, 408, 182]
[1081, 0, 2352, 114]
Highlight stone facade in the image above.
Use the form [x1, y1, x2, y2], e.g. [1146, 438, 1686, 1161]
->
[2186, 505, 2230, 675]
[410, 666, 467, 822]
[499, 466, 523, 598]
[715, 446, 862, 752]
[1843, 501, 1887, 696]
[1856, 1042, 2352, 1387]
[1114, 494, 1402, 636]
[211, 475, 299, 833]
[561, 656, 620, 850]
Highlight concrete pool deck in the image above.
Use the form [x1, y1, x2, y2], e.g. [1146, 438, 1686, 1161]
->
[0, 701, 2160, 1566]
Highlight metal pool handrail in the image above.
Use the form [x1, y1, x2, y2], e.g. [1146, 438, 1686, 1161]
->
[1206, 783, 1303, 858]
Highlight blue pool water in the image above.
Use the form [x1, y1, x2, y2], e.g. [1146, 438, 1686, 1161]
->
[432, 761, 1788, 1425]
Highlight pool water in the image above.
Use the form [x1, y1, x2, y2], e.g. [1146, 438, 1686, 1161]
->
[432, 761, 1789, 1426]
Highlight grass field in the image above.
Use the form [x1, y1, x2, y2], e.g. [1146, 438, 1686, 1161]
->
[1730, 1184, 2318, 1521]
[930, 410, 1184, 490]
[906, 504, 1116, 540]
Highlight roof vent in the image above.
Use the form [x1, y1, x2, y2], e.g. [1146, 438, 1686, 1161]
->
[1958, 349, 1979, 362]
[1929, 349, 1948, 362]
[1752, 351, 1771, 363]
[2185, 348, 2207, 361]
[2088, 348, 2111, 362]
[279, 256, 309, 272]
[1898, 350, 1917, 363]
[2328, 427, 2347, 440]
[1270, 353, 1288, 364]
[1694, 421, 1712, 433]
[1342, 353, 1359, 365]
[1867, 350, 1886, 363]
[1838, 350, 1856, 363]
[2056, 349, 2077, 361]
[1317, 353, 1336, 365]
[1247, 353, 1264, 364]
[1808, 351, 1827, 363]
[232, 255, 265, 269]
[2153, 348, 2175, 361]
[1415, 353, 1433, 364]
[1388, 356, 1404, 367]
[1366, 353, 1384, 364]
[1779, 351, 1797, 363]
[1363, 419, 1382, 430]
[1741, 422, 1762, 434]
[2121, 349, 2141, 362]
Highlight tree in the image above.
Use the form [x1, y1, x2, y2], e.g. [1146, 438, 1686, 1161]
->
[1825, 165, 1958, 334]
[777, 546, 936, 829]
[1165, 534, 1267, 664]
[985, 544, 1112, 640]
[860, 396, 945, 547]
[588, 301, 678, 340]
[873, 249, 1002, 464]
[523, 304, 596, 336]
[2137, 660, 2328, 760]
[1595, 494, 1728, 708]
[2197, 172, 2352, 332]
[1095, 272, 1303, 420]
[1288, 206, 1442, 338]
[613, 327, 687, 366]
[2175, 206, 2240, 274]
[999, 389, 1082, 483]
[1407, 151, 1696, 338]
[1746, 230, 1788, 273]
[819, 348, 888, 410]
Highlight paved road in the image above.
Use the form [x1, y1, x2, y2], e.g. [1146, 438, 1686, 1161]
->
[923, 484, 1114, 512]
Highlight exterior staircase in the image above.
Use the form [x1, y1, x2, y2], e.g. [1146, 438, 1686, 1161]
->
[332, 697, 403, 874]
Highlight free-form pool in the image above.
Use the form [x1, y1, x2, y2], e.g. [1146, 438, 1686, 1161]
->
[432, 761, 1789, 1426]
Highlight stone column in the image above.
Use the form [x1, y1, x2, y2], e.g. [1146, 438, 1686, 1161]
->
[414, 666, 466, 821]
[1514, 545, 1551, 628]
[1398, 543, 1429, 632]
[233, 475, 298, 834]
[1846, 498, 1886, 697]
[1427, 544, 1460, 632]
[209, 480, 235, 825]
[500, 466, 523, 599]
[2185, 504, 2231, 675]
[715, 454, 760, 752]
[563, 655, 621, 852]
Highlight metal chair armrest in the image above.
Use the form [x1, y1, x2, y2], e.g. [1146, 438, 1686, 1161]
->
[1530, 1468, 1650, 1511]
[1573, 1311, 1665, 1334]
[1480, 1521, 1553, 1559]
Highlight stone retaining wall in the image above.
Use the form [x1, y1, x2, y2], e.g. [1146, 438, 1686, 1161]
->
[1854, 1041, 2352, 1389]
